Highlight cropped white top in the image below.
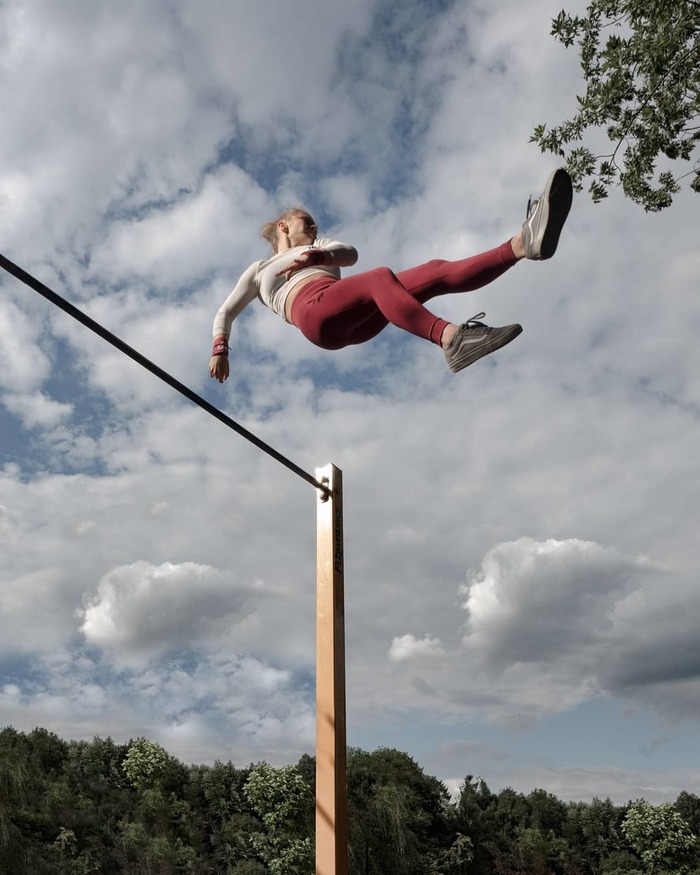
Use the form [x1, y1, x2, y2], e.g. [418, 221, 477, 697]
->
[212, 238, 358, 338]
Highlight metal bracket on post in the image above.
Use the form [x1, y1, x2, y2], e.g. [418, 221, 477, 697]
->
[315, 463, 348, 875]
[318, 475, 330, 503]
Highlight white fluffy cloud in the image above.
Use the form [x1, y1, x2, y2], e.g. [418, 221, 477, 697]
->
[389, 634, 445, 663]
[0, 299, 52, 393]
[2, 391, 72, 428]
[458, 538, 700, 722]
[80, 561, 258, 661]
[462, 538, 649, 669]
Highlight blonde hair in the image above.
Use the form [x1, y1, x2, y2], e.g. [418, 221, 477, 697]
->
[260, 207, 314, 253]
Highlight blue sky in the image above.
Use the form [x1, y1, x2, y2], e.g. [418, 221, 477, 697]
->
[1, 0, 700, 805]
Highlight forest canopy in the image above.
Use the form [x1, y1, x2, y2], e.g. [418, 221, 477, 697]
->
[3, 726, 700, 874]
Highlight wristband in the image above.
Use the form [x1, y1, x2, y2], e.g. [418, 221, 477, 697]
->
[211, 340, 229, 356]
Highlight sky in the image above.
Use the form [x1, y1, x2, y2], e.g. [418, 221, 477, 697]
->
[1, 0, 699, 807]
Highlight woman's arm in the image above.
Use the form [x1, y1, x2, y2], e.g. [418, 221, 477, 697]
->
[315, 238, 358, 267]
[209, 261, 260, 382]
[212, 261, 260, 338]
[275, 239, 359, 281]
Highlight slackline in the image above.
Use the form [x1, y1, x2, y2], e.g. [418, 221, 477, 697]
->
[0, 252, 329, 496]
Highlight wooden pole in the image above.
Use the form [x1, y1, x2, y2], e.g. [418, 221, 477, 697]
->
[315, 463, 348, 875]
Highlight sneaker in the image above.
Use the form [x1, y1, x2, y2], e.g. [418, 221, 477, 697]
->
[444, 312, 522, 373]
[521, 168, 573, 260]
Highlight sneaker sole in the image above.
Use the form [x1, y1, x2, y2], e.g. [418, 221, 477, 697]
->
[449, 324, 523, 373]
[538, 168, 573, 260]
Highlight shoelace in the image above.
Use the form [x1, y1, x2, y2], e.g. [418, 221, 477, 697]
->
[462, 311, 487, 329]
[526, 195, 539, 219]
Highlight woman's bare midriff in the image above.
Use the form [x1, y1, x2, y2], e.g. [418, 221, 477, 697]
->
[284, 272, 336, 324]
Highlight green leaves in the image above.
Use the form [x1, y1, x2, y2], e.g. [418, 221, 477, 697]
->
[122, 738, 170, 792]
[622, 800, 699, 873]
[533, 0, 700, 210]
[243, 764, 314, 875]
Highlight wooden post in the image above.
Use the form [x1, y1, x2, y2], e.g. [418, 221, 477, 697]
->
[315, 463, 348, 875]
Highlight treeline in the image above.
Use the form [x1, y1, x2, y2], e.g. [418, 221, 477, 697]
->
[2, 727, 700, 874]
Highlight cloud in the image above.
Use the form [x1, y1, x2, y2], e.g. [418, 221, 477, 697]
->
[456, 538, 700, 721]
[2, 392, 72, 429]
[88, 164, 268, 290]
[389, 633, 445, 662]
[0, 645, 315, 764]
[0, 504, 13, 539]
[0, 299, 52, 393]
[462, 538, 649, 669]
[80, 561, 258, 662]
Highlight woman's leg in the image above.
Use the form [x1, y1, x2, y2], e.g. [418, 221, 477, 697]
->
[395, 240, 517, 303]
[290, 240, 519, 350]
[290, 274, 400, 349]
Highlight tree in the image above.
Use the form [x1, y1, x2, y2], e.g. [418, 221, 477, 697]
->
[243, 762, 314, 875]
[674, 791, 700, 836]
[189, 760, 259, 871]
[565, 797, 626, 873]
[532, 0, 700, 211]
[0, 733, 30, 873]
[621, 800, 699, 873]
[346, 747, 453, 875]
[437, 833, 474, 875]
[454, 775, 499, 874]
[122, 738, 171, 792]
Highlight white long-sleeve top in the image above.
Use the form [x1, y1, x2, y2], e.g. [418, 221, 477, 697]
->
[212, 238, 358, 338]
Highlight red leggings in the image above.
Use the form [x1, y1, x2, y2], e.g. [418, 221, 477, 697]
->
[289, 240, 518, 350]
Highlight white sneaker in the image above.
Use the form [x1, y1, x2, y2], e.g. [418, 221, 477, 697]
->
[521, 168, 573, 260]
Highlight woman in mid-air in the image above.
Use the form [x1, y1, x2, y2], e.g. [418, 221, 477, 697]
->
[209, 168, 573, 381]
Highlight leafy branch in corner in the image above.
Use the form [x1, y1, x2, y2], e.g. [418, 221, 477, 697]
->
[532, 0, 700, 211]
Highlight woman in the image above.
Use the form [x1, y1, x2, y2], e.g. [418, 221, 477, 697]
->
[209, 168, 573, 381]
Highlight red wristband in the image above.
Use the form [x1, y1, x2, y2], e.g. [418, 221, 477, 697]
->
[212, 340, 229, 356]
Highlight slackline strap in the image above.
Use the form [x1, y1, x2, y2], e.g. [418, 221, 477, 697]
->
[0, 252, 329, 496]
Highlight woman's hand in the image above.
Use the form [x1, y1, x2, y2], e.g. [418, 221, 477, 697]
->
[209, 355, 230, 383]
[275, 249, 326, 281]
